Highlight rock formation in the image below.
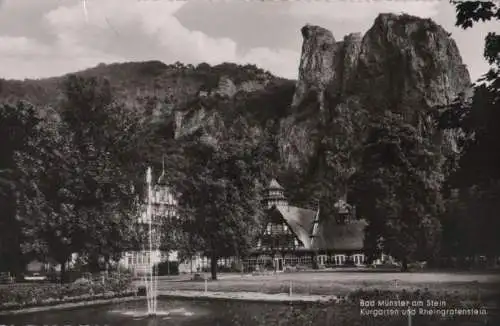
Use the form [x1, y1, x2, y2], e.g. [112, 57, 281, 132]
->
[281, 13, 472, 170]
[292, 24, 337, 112]
[0, 13, 474, 202]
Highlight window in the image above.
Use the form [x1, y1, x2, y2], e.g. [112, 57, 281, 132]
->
[271, 223, 281, 234]
[283, 224, 288, 231]
[257, 255, 270, 264]
[318, 255, 327, 265]
[353, 254, 365, 265]
[266, 224, 271, 234]
[334, 255, 346, 265]
[284, 255, 298, 266]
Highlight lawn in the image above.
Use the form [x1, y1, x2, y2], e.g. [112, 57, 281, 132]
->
[149, 271, 500, 298]
[3, 271, 499, 325]
[146, 271, 500, 325]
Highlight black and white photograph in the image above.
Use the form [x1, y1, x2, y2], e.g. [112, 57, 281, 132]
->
[0, 0, 499, 325]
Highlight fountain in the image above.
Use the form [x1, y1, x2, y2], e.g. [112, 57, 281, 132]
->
[101, 167, 206, 322]
[144, 166, 159, 316]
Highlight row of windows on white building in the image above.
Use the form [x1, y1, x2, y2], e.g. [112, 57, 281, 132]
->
[256, 239, 300, 248]
[150, 188, 178, 206]
[246, 254, 366, 266]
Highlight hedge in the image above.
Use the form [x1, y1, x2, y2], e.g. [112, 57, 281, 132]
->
[0, 273, 134, 310]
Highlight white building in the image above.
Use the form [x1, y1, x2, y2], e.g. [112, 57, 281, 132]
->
[118, 167, 179, 276]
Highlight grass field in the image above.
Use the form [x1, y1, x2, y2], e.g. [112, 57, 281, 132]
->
[143, 271, 500, 298]
[3, 271, 500, 325]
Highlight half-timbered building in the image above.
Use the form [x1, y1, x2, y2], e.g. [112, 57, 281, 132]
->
[245, 179, 367, 272]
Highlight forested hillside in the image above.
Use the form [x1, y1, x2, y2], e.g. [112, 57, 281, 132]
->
[0, 3, 499, 279]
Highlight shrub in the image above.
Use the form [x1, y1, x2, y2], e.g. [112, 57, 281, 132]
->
[156, 261, 179, 275]
[342, 258, 356, 267]
[0, 273, 134, 309]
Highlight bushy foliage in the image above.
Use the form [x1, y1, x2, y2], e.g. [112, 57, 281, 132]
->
[0, 61, 278, 109]
[0, 76, 149, 279]
[0, 273, 133, 310]
[439, 0, 500, 261]
[351, 111, 446, 267]
[155, 261, 179, 276]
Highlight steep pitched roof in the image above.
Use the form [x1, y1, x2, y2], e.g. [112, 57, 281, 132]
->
[276, 206, 316, 249]
[268, 179, 284, 190]
[260, 202, 367, 252]
[312, 217, 367, 251]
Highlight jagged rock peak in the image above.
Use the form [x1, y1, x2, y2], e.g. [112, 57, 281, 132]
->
[292, 13, 471, 112]
[300, 24, 335, 41]
[292, 24, 337, 110]
[358, 12, 471, 111]
[374, 12, 434, 25]
[343, 32, 362, 42]
[281, 13, 472, 171]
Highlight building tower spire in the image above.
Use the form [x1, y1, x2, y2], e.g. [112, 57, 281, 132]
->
[157, 155, 167, 185]
[265, 178, 288, 209]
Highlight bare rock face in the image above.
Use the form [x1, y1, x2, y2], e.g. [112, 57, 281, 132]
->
[292, 24, 338, 112]
[173, 75, 270, 139]
[339, 33, 363, 95]
[213, 76, 238, 98]
[174, 107, 214, 139]
[280, 13, 472, 170]
[356, 14, 471, 112]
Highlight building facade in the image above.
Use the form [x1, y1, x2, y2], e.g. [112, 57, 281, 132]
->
[245, 179, 368, 272]
[118, 167, 179, 275]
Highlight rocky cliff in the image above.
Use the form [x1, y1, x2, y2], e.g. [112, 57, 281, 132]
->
[281, 13, 472, 171]
[0, 13, 473, 207]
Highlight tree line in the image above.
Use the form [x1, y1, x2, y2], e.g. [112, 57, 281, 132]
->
[0, 1, 498, 281]
[349, 1, 500, 270]
[0, 73, 274, 281]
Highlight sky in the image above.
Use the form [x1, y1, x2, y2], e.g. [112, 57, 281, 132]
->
[0, 0, 498, 82]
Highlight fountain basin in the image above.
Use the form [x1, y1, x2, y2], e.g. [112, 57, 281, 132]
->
[0, 297, 324, 326]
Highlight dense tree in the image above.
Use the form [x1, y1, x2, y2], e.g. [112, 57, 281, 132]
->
[352, 111, 445, 270]
[318, 101, 367, 214]
[452, 0, 499, 93]
[444, 85, 500, 261]
[448, 1, 500, 186]
[0, 101, 43, 276]
[61, 76, 147, 270]
[17, 75, 146, 280]
[16, 120, 84, 279]
[439, 1, 500, 263]
[170, 114, 272, 280]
